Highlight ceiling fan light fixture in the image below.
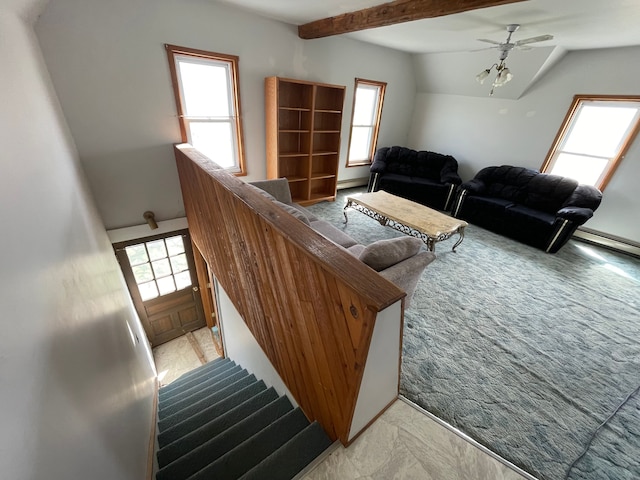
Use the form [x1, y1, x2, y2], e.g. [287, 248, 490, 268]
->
[493, 67, 513, 87]
[476, 69, 491, 85]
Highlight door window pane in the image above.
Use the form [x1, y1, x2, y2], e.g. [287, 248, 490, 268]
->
[166, 235, 185, 256]
[132, 263, 154, 284]
[174, 271, 192, 290]
[125, 244, 148, 266]
[152, 258, 172, 278]
[146, 240, 167, 261]
[170, 253, 189, 273]
[139, 281, 159, 301]
[157, 276, 177, 296]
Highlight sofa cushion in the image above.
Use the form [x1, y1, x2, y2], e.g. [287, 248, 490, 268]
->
[359, 237, 423, 272]
[246, 182, 276, 201]
[522, 174, 577, 214]
[310, 220, 358, 248]
[274, 200, 311, 225]
[249, 178, 292, 204]
[479, 166, 538, 202]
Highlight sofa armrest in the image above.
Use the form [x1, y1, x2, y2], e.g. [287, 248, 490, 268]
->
[379, 251, 435, 309]
[441, 171, 462, 185]
[370, 147, 390, 174]
[557, 206, 594, 224]
[460, 178, 487, 195]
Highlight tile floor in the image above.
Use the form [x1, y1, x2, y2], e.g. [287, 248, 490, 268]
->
[152, 331, 534, 480]
[152, 327, 220, 386]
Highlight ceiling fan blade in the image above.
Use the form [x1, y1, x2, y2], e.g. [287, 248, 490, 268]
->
[469, 46, 498, 52]
[477, 38, 502, 45]
[514, 34, 554, 46]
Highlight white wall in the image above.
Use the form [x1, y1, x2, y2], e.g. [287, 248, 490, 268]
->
[0, 7, 156, 480]
[215, 281, 296, 406]
[408, 46, 640, 242]
[34, 0, 415, 229]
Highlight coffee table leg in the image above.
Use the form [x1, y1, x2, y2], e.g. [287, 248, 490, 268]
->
[426, 237, 436, 252]
[451, 227, 465, 252]
[343, 200, 352, 224]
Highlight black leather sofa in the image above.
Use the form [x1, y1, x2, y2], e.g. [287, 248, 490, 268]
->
[368, 146, 462, 211]
[452, 165, 602, 253]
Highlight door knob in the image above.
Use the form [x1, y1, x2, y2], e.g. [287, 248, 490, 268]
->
[193, 286, 199, 292]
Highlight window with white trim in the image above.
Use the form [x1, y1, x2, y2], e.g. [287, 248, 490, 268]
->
[346, 79, 386, 167]
[166, 44, 246, 175]
[541, 95, 640, 190]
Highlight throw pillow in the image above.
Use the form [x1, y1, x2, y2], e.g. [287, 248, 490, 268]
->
[358, 236, 422, 271]
[274, 200, 311, 225]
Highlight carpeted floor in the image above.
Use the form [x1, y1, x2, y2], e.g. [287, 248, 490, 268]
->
[306, 188, 640, 480]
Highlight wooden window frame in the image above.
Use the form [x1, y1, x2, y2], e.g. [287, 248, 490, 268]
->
[165, 44, 247, 176]
[540, 94, 640, 191]
[346, 78, 386, 167]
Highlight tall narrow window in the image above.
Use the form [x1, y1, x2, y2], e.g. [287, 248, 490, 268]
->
[346, 79, 386, 167]
[166, 44, 246, 175]
[541, 95, 640, 190]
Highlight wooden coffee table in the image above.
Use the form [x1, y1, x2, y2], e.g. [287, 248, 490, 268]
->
[343, 190, 468, 252]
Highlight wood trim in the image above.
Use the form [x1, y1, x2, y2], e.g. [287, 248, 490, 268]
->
[165, 44, 247, 176]
[298, 0, 527, 39]
[146, 377, 158, 480]
[346, 78, 387, 168]
[174, 144, 404, 444]
[541, 94, 640, 191]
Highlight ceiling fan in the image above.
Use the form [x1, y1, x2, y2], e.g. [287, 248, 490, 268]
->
[475, 24, 554, 95]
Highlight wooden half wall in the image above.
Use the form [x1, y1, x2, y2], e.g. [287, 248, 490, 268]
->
[174, 145, 405, 444]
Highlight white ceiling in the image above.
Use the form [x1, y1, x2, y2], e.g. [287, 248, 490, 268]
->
[215, 0, 640, 54]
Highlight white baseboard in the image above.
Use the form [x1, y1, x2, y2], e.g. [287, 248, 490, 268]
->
[574, 227, 640, 258]
[337, 177, 368, 190]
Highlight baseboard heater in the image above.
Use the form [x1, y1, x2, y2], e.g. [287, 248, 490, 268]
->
[574, 227, 640, 258]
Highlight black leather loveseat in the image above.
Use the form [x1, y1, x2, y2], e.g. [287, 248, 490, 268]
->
[452, 165, 602, 253]
[368, 146, 462, 211]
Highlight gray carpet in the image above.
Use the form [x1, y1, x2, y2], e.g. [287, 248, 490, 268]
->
[306, 188, 640, 480]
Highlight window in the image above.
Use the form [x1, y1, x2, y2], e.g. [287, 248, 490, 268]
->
[124, 234, 191, 301]
[346, 79, 386, 167]
[541, 95, 640, 190]
[166, 44, 246, 175]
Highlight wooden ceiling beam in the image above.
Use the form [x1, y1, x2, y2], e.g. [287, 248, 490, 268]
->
[298, 0, 528, 39]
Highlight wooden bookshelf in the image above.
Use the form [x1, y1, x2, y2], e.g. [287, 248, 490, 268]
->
[265, 76, 345, 205]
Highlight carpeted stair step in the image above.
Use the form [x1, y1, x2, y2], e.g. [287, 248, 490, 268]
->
[158, 364, 243, 412]
[238, 421, 332, 480]
[186, 407, 311, 480]
[157, 381, 271, 449]
[158, 373, 256, 432]
[156, 396, 295, 480]
[157, 386, 279, 465]
[159, 358, 231, 398]
[159, 359, 236, 402]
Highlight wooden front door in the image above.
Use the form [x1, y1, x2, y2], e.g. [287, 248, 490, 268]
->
[115, 229, 206, 346]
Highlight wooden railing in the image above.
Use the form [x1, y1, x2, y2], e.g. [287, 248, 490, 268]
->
[174, 145, 405, 444]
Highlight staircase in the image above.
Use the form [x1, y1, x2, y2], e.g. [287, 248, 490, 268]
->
[155, 357, 332, 480]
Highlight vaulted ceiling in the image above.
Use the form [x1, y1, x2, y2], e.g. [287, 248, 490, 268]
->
[215, 0, 640, 99]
